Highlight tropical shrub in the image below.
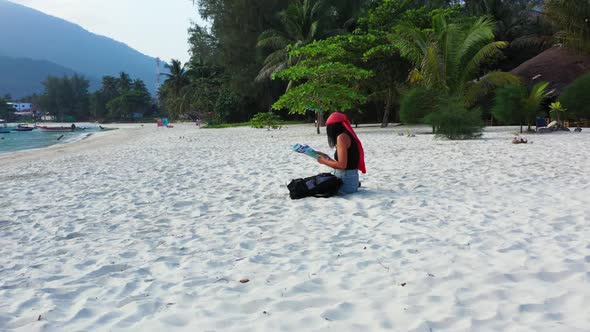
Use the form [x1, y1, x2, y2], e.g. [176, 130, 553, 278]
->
[213, 89, 238, 124]
[392, 15, 519, 106]
[549, 101, 567, 123]
[393, 14, 520, 139]
[560, 73, 590, 120]
[492, 83, 527, 126]
[522, 82, 553, 131]
[492, 81, 552, 132]
[399, 88, 439, 124]
[251, 112, 282, 130]
[425, 99, 484, 140]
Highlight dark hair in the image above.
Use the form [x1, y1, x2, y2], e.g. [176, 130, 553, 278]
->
[326, 122, 346, 148]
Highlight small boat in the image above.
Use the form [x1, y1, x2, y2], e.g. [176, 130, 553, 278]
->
[13, 124, 35, 132]
[35, 125, 77, 132]
[0, 119, 15, 132]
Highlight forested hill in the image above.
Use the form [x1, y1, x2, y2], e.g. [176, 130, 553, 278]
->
[0, 0, 157, 96]
[0, 55, 100, 98]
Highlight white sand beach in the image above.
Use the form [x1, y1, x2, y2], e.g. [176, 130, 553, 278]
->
[1, 124, 589, 331]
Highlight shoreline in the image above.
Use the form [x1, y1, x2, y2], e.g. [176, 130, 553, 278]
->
[0, 125, 141, 166]
[0, 124, 584, 163]
[0, 131, 93, 157]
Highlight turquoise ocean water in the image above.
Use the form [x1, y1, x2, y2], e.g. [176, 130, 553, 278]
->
[0, 128, 98, 155]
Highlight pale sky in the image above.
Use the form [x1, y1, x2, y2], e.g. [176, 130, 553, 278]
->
[10, 0, 206, 63]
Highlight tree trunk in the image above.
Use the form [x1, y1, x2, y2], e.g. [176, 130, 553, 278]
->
[316, 111, 321, 135]
[381, 89, 392, 128]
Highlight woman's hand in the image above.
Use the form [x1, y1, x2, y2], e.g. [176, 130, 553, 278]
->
[316, 151, 330, 159]
[316, 157, 328, 165]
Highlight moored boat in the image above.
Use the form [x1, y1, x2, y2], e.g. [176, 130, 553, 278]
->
[35, 125, 81, 132]
[0, 119, 15, 132]
[13, 124, 35, 132]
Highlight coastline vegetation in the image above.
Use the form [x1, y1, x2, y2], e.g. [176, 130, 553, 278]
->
[0, 95, 12, 119]
[204, 119, 304, 129]
[11, 73, 156, 123]
[155, 0, 590, 138]
[7, 0, 590, 139]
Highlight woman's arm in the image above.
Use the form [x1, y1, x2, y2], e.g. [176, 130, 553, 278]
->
[317, 134, 350, 170]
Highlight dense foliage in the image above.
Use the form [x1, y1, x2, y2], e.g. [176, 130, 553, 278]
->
[545, 0, 590, 53]
[250, 112, 282, 130]
[38, 75, 90, 121]
[19, 72, 154, 122]
[272, 41, 373, 114]
[8, 0, 590, 138]
[159, 0, 587, 138]
[492, 83, 527, 127]
[90, 73, 153, 121]
[399, 87, 439, 124]
[0, 95, 11, 120]
[492, 81, 553, 133]
[394, 14, 520, 138]
[9, 0, 590, 137]
[425, 99, 484, 140]
[560, 73, 590, 120]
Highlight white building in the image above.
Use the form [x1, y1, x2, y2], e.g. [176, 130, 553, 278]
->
[8, 102, 32, 112]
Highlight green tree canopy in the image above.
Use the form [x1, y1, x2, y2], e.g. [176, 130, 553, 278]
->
[271, 39, 373, 115]
[256, 0, 338, 84]
[545, 0, 590, 53]
[39, 74, 90, 121]
[0, 96, 11, 120]
[90, 73, 152, 121]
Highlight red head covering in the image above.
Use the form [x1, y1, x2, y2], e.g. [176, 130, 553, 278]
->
[326, 112, 366, 174]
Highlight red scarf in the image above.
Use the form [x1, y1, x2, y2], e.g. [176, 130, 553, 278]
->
[326, 112, 366, 174]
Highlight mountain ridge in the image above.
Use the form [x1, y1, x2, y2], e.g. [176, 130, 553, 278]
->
[0, 55, 101, 98]
[0, 0, 159, 97]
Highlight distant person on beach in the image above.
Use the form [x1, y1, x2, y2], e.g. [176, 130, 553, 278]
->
[315, 112, 366, 194]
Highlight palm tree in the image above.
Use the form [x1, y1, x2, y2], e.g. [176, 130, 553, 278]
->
[256, 0, 334, 84]
[549, 101, 566, 127]
[492, 81, 553, 133]
[118, 72, 132, 93]
[162, 59, 190, 95]
[328, 0, 370, 31]
[394, 14, 520, 107]
[524, 82, 554, 132]
[465, 0, 534, 42]
[160, 59, 191, 119]
[544, 0, 590, 52]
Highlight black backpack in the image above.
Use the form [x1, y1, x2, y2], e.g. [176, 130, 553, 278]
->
[287, 173, 343, 199]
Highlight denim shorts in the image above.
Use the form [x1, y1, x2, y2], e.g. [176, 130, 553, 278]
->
[334, 169, 359, 195]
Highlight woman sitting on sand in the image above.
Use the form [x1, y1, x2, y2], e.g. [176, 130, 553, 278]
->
[316, 112, 366, 194]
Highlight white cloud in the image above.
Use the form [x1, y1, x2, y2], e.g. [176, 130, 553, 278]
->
[9, 0, 206, 63]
